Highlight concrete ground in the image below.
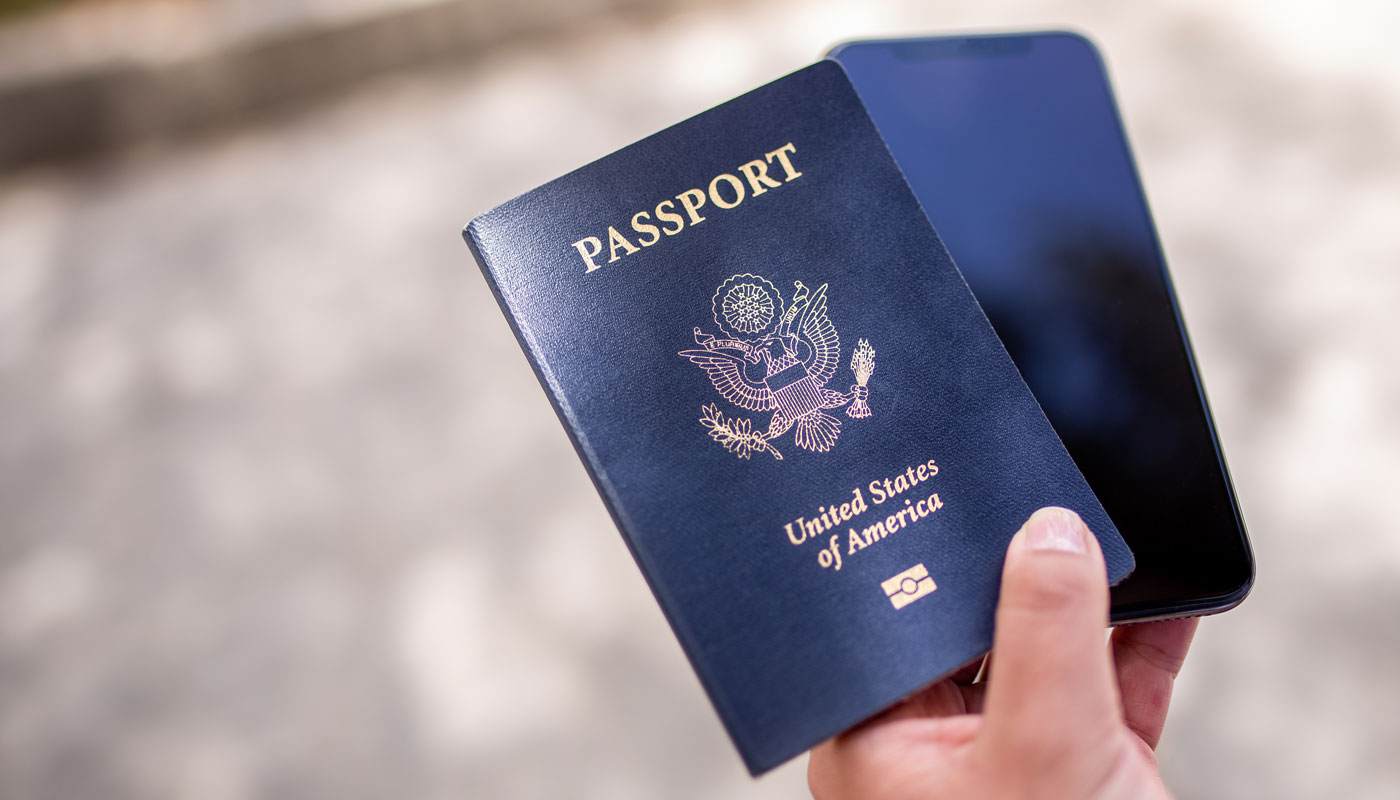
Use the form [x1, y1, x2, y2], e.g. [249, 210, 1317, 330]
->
[1, 1, 1397, 798]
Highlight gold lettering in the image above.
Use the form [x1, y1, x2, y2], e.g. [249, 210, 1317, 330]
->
[606, 226, 639, 262]
[848, 529, 866, 554]
[582, 143, 808, 277]
[765, 142, 802, 181]
[784, 520, 805, 546]
[826, 534, 843, 570]
[655, 199, 685, 235]
[783, 462, 943, 555]
[572, 236, 604, 273]
[708, 173, 746, 209]
[631, 211, 661, 246]
[861, 521, 887, 546]
[850, 487, 868, 515]
[677, 189, 707, 225]
[738, 158, 783, 196]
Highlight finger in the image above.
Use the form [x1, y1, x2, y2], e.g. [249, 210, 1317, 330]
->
[1112, 618, 1199, 750]
[892, 680, 987, 719]
[982, 507, 1120, 755]
[875, 653, 990, 723]
[809, 716, 980, 799]
[957, 681, 987, 714]
[878, 678, 973, 721]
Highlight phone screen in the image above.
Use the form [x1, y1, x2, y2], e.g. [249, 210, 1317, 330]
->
[832, 33, 1252, 619]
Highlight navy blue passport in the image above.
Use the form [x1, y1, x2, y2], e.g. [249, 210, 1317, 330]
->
[464, 60, 1133, 775]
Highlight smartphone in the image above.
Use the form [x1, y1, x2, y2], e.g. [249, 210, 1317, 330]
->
[830, 32, 1254, 622]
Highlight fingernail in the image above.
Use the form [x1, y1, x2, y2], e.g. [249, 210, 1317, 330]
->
[1020, 507, 1087, 554]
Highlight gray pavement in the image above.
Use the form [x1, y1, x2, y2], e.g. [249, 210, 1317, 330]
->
[1, 1, 1398, 798]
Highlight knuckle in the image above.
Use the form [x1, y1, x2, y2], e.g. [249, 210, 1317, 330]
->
[1119, 631, 1188, 676]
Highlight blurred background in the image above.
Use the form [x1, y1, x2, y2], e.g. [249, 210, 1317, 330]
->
[1, 0, 1397, 798]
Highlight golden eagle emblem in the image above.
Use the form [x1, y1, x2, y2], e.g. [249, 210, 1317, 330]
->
[679, 273, 876, 461]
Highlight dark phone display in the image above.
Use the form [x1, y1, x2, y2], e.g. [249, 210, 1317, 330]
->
[833, 34, 1252, 617]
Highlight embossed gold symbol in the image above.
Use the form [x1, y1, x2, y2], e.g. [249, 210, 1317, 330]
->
[882, 563, 937, 609]
[679, 274, 876, 460]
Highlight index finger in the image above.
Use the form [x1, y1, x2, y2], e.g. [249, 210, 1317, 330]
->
[1111, 618, 1199, 750]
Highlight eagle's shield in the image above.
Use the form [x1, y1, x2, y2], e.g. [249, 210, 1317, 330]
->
[764, 359, 826, 422]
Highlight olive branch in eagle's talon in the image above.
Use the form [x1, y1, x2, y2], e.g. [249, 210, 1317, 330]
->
[699, 404, 784, 461]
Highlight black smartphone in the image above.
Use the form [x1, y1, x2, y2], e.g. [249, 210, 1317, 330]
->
[830, 32, 1253, 622]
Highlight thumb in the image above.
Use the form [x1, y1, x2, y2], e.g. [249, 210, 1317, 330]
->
[981, 507, 1121, 758]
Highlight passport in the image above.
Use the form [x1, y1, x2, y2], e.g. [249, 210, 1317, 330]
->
[463, 60, 1134, 775]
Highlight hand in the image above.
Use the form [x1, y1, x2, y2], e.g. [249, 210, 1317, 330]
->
[808, 507, 1198, 800]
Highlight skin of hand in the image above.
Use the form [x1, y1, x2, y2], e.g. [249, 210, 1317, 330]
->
[808, 507, 1199, 800]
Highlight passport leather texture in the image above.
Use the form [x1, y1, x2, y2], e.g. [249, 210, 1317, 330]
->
[464, 60, 1134, 775]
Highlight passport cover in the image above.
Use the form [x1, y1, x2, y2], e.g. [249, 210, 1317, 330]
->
[464, 60, 1134, 775]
